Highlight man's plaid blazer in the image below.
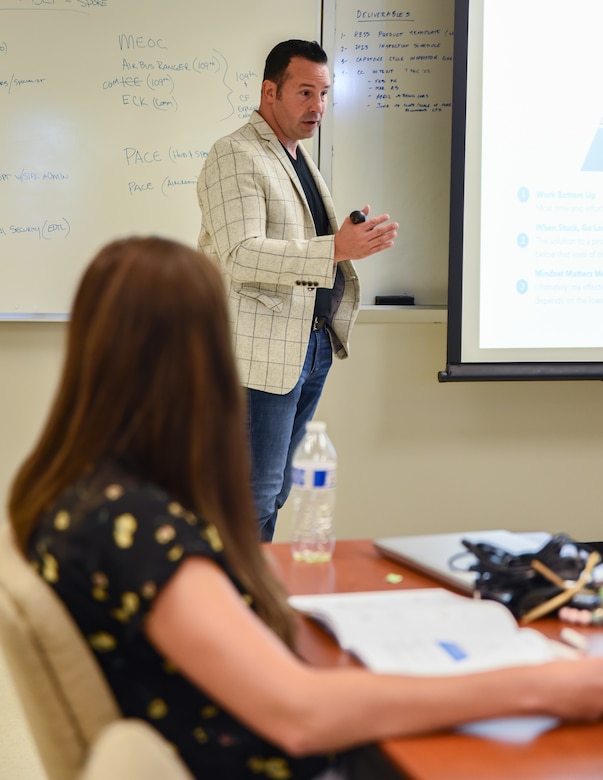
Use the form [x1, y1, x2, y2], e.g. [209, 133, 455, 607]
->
[197, 111, 360, 394]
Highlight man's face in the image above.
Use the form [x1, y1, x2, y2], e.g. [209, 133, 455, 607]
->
[265, 56, 331, 150]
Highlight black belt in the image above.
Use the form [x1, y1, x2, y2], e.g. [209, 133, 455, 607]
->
[312, 316, 329, 331]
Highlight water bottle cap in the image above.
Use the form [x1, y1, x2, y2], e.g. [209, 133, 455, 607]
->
[306, 420, 326, 432]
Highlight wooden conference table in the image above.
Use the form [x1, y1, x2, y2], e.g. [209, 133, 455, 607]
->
[264, 539, 603, 780]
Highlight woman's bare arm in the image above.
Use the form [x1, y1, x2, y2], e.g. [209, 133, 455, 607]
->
[145, 557, 603, 757]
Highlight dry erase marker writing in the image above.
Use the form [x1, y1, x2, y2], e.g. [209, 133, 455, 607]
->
[350, 210, 366, 224]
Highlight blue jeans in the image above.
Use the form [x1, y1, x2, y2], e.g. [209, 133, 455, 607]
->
[247, 328, 333, 542]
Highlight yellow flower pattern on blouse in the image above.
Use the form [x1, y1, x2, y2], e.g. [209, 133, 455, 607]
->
[88, 632, 117, 651]
[91, 571, 109, 602]
[113, 513, 137, 548]
[183, 510, 198, 526]
[105, 483, 124, 501]
[167, 544, 184, 562]
[193, 727, 208, 743]
[155, 524, 176, 544]
[247, 757, 292, 779]
[41, 551, 59, 583]
[201, 523, 223, 552]
[111, 591, 140, 623]
[147, 698, 168, 719]
[140, 580, 157, 599]
[53, 510, 70, 531]
[167, 501, 184, 517]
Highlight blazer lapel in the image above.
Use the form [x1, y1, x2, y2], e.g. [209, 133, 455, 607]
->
[248, 112, 337, 233]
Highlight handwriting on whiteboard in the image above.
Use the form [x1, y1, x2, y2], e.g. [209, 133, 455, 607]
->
[336, 13, 453, 113]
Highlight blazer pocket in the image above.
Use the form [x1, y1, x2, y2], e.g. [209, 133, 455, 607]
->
[237, 288, 283, 313]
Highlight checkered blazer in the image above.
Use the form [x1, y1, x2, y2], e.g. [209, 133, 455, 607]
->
[197, 111, 360, 394]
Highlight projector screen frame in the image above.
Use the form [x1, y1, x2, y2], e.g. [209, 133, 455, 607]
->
[439, 0, 603, 383]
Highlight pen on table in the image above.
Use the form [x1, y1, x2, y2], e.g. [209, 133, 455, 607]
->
[530, 558, 567, 589]
[560, 626, 589, 653]
[522, 551, 601, 623]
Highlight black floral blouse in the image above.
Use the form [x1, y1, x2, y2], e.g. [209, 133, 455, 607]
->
[28, 461, 333, 780]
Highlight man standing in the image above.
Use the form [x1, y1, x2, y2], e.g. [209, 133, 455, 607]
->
[197, 39, 397, 541]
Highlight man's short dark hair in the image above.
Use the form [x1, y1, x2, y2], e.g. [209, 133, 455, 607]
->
[263, 39, 328, 89]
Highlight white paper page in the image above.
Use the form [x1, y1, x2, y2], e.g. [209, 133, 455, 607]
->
[458, 716, 560, 744]
[355, 623, 552, 675]
[289, 589, 554, 676]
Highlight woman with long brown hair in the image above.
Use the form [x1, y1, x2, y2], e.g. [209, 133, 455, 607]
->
[8, 236, 603, 780]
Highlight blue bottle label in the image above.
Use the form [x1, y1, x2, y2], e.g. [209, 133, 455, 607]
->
[292, 467, 336, 489]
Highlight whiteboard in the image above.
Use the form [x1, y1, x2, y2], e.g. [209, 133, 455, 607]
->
[0, 0, 318, 318]
[321, 0, 454, 305]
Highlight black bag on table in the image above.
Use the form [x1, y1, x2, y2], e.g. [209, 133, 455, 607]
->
[455, 533, 601, 620]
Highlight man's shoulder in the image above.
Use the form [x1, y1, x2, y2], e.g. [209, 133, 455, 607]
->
[210, 112, 277, 153]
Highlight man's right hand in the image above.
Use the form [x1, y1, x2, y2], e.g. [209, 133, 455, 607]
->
[334, 205, 398, 263]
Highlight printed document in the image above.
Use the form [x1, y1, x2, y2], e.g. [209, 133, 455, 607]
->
[289, 588, 555, 676]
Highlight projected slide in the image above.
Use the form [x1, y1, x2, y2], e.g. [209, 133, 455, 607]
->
[477, 0, 603, 351]
[582, 126, 603, 172]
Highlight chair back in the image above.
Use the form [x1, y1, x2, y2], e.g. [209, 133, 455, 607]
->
[0, 522, 121, 780]
[81, 719, 195, 780]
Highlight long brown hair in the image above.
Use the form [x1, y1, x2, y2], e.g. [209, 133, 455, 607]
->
[8, 236, 296, 645]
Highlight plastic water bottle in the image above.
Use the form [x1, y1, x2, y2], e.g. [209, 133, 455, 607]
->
[290, 420, 336, 563]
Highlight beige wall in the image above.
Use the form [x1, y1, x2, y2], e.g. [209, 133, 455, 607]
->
[0, 322, 66, 520]
[2, 312, 603, 545]
[276, 309, 603, 544]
